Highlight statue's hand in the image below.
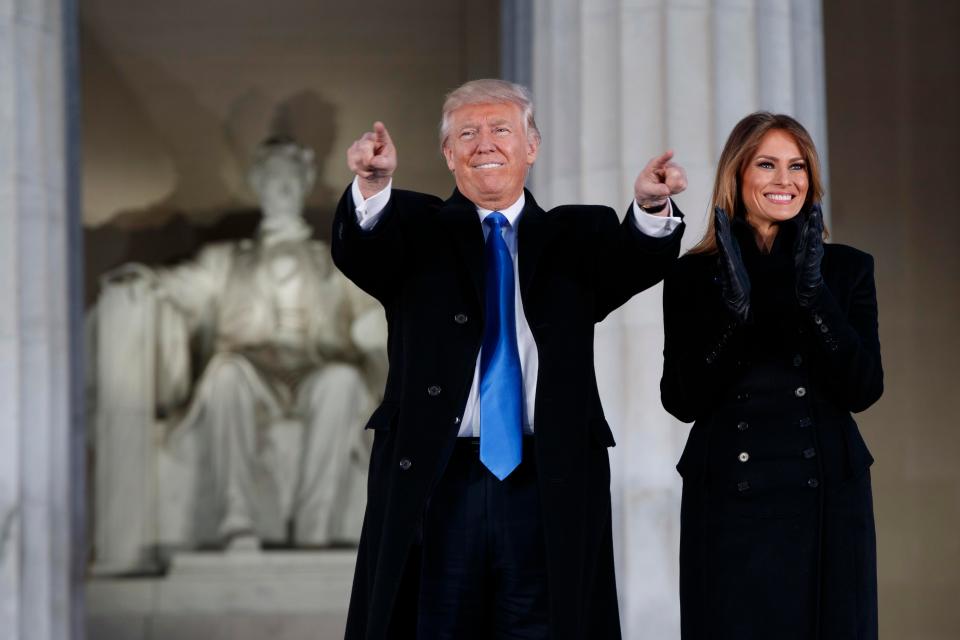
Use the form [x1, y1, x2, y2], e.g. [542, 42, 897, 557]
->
[347, 121, 396, 199]
[100, 262, 156, 288]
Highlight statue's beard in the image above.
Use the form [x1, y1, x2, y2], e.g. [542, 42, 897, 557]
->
[258, 210, 312, 246]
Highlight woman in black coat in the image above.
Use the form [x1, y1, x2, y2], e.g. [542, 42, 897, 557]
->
[661, 112, 883, 639]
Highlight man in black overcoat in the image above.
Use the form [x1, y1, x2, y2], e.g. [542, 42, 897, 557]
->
[333, 79, 687, 639]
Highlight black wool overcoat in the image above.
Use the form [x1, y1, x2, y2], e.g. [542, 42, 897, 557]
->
[661, 216, 883, 640]
[332, 186, 684, 640]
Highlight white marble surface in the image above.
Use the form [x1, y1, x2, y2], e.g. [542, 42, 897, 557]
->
[531, 1, 828, 636]
[0, 1, 77, 639]
[87, 550, 355, 640]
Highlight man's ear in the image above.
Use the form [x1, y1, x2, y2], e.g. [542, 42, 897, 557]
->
[526, 135, 539, 167]
[443, 144, 456, 172]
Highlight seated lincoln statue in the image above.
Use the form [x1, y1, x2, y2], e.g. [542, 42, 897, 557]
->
[90, 137, 385, 572]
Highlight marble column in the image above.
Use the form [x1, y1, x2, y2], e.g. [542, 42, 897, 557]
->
[0, 0, 83, 639]
[530, 0, 827, 636]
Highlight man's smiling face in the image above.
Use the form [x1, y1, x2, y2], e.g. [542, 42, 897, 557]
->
[442, 101, 539, 211]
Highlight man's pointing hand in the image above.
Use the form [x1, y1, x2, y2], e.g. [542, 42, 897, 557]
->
[634, 150, 687, 215]
[348, 121, 397, 199]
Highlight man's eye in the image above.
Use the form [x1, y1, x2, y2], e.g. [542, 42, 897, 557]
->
[495, 127, 510, 134]
[461, 131, 476, 139]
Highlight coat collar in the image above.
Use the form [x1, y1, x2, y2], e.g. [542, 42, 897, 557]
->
[440, 188, 485, 306]
[440, 187, 554, 309]
[516, 189, 554, 300]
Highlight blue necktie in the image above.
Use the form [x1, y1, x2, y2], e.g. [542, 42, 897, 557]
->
[479, 212, 523, 481]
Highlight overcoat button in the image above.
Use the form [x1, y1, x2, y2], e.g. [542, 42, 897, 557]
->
[792, 354, 803, 367]
[453, 416, 461, 425]
[813, 314, 823, 325]
[737, 481, 750, 492]
[795, 386, 807, 398]
[427, 385, 442, 397]
[798, 417, 813, 428]
[807, 478, 820, 488]
[454, 313, 468, 324]
[399, 458, 412, 471]
[737, 421, 749, 432]
[803, 447, 817, 459]
[820, 324, 829, 333]
[738, 452, 750, 463]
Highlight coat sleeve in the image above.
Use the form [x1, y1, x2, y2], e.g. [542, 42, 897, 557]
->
[331, 185, 423, 304]
[802, 251, 883, 412]
[592, 199, 686, 322]
[659, 257, 747, 423]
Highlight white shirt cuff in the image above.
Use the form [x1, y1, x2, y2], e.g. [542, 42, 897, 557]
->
[630, 199, 682, 238]
[352, 177, 393, 230]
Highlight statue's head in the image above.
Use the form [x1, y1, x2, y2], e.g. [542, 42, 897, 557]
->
[248, 137, 317, 221]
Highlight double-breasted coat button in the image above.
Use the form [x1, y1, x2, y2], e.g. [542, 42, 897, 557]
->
[813, 314, 823, 325]
[737, 421, 749, 432]
[802, 447, 817, 459]
[737, 481, 750, 492]
[797, 416, 813, 428]
[738, 452, 750, 463]
[795, 386, 807, 398]
[454, 313, 468, 324]
[427, 385, 442, 397]
[792, 354, 803, 367]
[736, 391, 751, 402]
[819, 324, 829, 333]
[807, 478, 820, 488]
[399, 458, 412, 471]
[453, 416, 461, 425]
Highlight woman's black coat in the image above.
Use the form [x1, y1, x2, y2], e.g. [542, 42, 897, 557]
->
[661, 216, 883, 639]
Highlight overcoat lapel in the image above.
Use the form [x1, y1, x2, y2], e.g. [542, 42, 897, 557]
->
[441, 189, 485, 307]
[440, 187, 555, 314]
[517, 188, 555, 302]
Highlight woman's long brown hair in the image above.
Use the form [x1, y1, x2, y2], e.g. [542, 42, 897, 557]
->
[690, 112, 826, 254]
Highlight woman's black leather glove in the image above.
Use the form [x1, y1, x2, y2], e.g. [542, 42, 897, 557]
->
[714, 207, 751, 323]
[794, 203, 825, 308]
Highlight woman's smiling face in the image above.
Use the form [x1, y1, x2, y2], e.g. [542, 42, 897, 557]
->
[740, 128, 809, 227]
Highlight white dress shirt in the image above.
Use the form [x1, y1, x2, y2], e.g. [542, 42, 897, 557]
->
[351, 178, 680, 436]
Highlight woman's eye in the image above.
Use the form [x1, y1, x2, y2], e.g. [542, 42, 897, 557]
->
[790, 163, 806, 171]
[758, 161, 774, 169]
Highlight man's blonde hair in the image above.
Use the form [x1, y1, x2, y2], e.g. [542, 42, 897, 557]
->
[439, 79, 541, 150]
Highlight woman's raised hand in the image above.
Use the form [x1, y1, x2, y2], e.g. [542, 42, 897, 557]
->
[794, 203, 825, 307]
[714, 207, 752, 324]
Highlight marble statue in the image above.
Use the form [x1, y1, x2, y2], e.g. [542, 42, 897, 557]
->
[90, 138, 385, 573]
